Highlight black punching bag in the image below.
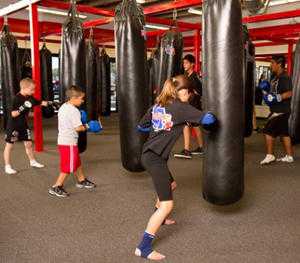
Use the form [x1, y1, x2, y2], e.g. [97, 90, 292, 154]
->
[289, 39, 300, 144]
[0, 25, 19, 129]
[59, 1, 85, 103]
[202, 0, 244, 205]
[243, 26, 255, 137]
[40, 43, 54, 101]
[157, 30, 183, 93]
[99, 49, 111, 116]
[115, 0, 148, 172]
[21, 49, 32, 79]
[86, 33, 99, 121]
[59, 1, 86, 153]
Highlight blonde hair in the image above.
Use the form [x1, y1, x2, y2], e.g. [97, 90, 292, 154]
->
[20, 78, 35, 90]
[65, 85, 85, 101]
[155, 75, 190, 107]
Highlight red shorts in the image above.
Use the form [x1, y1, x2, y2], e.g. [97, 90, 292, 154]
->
[58, 145, 81, 174]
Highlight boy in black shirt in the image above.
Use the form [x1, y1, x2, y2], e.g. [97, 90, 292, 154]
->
[260, 55, 294, 164]
[4, 78, 49, 174]
[135, 75, 217, 260]
[174, 54, 204, 159]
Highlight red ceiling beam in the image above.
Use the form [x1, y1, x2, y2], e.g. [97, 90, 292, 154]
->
[83, 17, 113, 28]
[145, 16, 200, 30]
[243, 9, 300, 24]
[40, 0, 115, 17]
[143, 0, 202, 15]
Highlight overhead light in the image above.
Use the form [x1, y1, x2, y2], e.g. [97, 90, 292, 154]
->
[145, 24, 169, 30]
[26, 7, 87, 19]
[188, 8, 202, 16]
[269, 0, 300, 6]
[136, 0, 146, 3]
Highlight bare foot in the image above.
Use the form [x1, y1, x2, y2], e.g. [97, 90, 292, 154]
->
[135, 248, 166, 261]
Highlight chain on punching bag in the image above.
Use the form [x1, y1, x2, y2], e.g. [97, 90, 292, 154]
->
[60, 1, 87, 153]
[289, 39, 300, 144]
[115, 0, 148, 172]
[86, 31, 99, 121]
[202, 0, 244, 205]
[243, 26, 255, 138]
[98, 48, 111, 116]
[0, 24, 19, 129]
[156, 29, 183, 94]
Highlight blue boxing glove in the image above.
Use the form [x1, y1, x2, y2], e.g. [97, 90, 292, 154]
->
[80, 110, 88, 125]
[259, 80, 271, 95]
[87, 120, 103, 133]
[263, 93, 282, 106]
[137, 125, 151, 133]
[201, 112, 218, 132]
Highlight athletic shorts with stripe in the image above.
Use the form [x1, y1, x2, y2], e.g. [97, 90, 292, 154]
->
[58, 145, 81, 174]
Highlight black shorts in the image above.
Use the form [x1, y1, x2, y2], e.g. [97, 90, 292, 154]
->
[142, 150, 174, 201]
[262, 113, 290, 138]
[5, 128, 32, 144]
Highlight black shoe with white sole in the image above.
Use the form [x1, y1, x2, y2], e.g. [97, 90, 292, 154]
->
[76, 179, 96, 189]
[48, 186, 69, 197]
[191, 147, 204, 155]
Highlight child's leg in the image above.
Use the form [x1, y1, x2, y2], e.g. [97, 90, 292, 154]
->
[4, 142, 13, 166]
[75, 166, 85, 182]
[24, 141, 35, 161]
[24, 141, 45, 167]
[53, 172, 69, 187]
[194, 127, 204, 148]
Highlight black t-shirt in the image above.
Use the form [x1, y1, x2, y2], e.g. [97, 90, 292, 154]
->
[139, 100, 204, 159]
[6, 93, 41, 131]
[270, 72, 293, 114]
[187, 71, 202, 96]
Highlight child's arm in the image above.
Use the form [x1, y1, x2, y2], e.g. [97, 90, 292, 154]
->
[138, 106, 153, 130]
[75, 125, 87, 133]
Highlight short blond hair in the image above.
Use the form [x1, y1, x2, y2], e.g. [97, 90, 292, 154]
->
[65, 85, 85, 100]
[20, 78, 35, 90]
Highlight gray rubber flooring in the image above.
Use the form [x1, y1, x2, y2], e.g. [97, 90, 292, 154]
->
[0, 115, 299, 263]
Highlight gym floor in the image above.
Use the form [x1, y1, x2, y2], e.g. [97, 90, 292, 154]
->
[0, 115, 299, 263]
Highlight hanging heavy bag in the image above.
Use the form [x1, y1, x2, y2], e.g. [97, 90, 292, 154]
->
[243, 26, 255, 137]
[86, 32, 99, 121]
[115, 0, 148, 172]
[98, 48, 111, 116]
[0, 24, 19, 129]
[40, 43, 54, 101]
[289, 39, 300, 144]
[156, 29, 183, 94]
[59, 1, 87, 153]
[202, 0, 244, 205]
[21, 48, 32, 79]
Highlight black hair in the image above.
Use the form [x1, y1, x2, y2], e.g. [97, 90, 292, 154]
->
[183, 54, 195, 64]
[271, 55, 286, 69]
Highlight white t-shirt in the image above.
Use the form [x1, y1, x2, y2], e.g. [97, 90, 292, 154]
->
[57, 103, 82, 145]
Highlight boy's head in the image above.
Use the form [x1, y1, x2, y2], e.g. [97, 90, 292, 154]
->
[270, 55, 286, 75]
[183, 54, 195, 73]
[20, 78, 35, 96]
[66, 85, 85, 107]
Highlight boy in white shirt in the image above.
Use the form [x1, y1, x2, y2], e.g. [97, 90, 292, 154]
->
[48, 85, 96, 197]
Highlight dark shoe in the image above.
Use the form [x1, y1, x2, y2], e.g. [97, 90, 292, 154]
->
[76, 179, 96, 189]
[48, 186, 69, 197]
[174, 149, 192, 159]
[191, 147, 204, 155]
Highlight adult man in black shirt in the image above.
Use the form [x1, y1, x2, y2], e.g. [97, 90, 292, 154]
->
[260, 55, 294, 165]
[174, 54, 204, 159]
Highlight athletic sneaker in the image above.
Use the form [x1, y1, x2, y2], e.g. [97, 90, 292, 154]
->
[260, 154, 276, 165]
[30, 160, 45, 168]
[48, 186, 69, 197]
[174, 149, 192, 159]
[276, 155, 294, 163]
[191, 147, 204, 155]
[76, 179, 96, 189]
[5, 165, 17, 175]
